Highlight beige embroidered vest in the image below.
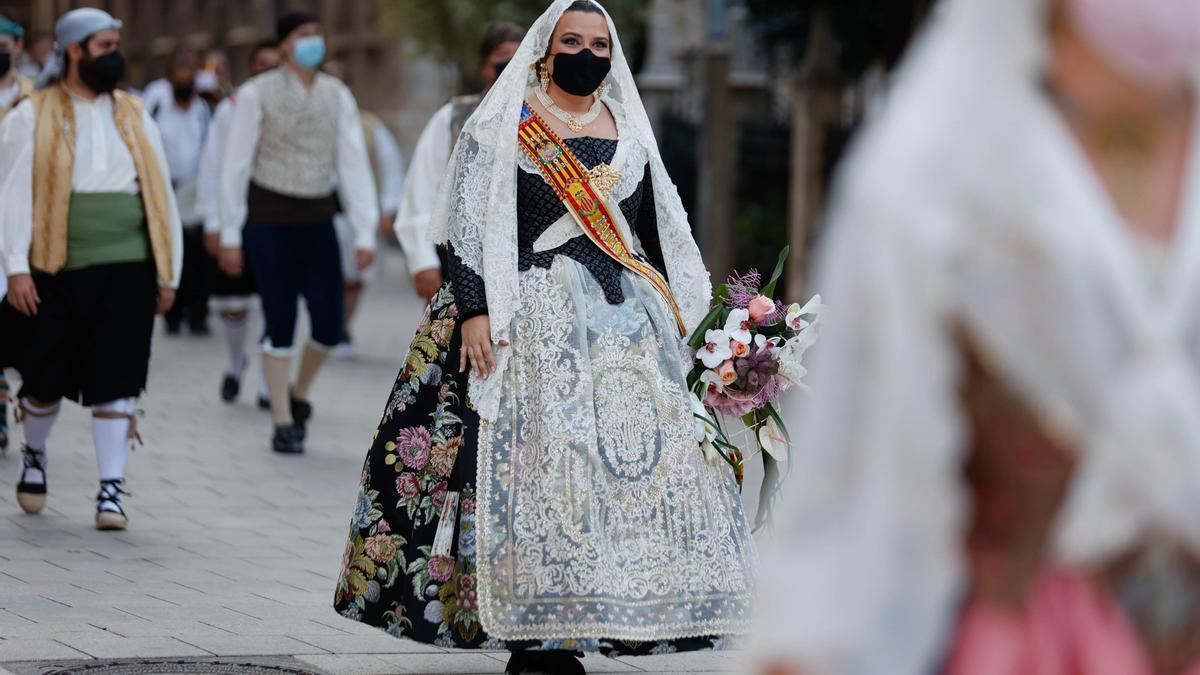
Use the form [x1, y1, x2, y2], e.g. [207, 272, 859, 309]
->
[30, 85, 174, 283]
[250, 68, 340, 197]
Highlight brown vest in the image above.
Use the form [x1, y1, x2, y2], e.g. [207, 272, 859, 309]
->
[30, 84, 174, 283]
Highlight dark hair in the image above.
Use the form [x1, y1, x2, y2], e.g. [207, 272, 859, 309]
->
[479, 21, 525, 63]
[169, 46, 199, 71]
[250, 38, 279, 65]
[276, 10, 318, 42]
[566, 1, 604, 15]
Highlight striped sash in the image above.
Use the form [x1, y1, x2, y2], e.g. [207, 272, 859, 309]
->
[516, 102, 686, 334]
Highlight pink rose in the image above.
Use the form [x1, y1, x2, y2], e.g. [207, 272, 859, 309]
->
[730, 339, 749, 358]
[748, 295, 775, 323]
[718, 360, 738, 385]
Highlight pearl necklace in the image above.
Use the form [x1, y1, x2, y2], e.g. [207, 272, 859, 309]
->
[535, 87, 602, 133]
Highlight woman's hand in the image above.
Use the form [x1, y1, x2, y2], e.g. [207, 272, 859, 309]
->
[459, 315, 507, 379]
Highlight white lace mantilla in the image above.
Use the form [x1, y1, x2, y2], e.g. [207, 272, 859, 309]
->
[428, 0, 713, 422]
[475, 258, 755, 640]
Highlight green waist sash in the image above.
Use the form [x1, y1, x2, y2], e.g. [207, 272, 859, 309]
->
[65, 192, 149, 270]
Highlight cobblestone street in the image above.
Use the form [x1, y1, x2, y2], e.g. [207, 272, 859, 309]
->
[0, 253, 742, 675]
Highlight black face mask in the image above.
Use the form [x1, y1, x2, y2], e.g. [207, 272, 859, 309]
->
[79, 50, 125, 94]
[550, 48, 611, 97]
[172, 82, 194, 102]
[493, 59, 510, 79]
[0, 52, 10, 77]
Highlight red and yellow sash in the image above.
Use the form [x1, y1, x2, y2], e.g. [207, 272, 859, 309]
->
[517, 103, 686, 334]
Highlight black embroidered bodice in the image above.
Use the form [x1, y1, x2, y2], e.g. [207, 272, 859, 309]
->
[447, 137, 665, 320]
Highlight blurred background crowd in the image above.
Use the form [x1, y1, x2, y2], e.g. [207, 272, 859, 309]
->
[0, 0, 933, 295]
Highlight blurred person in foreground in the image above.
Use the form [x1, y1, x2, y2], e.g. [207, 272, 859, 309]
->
[332, 2, 752, 673]
[754, 0, 1200, 674]
[217, 11, 377, 455]
[393, 20, 524, 301]
[196, 40, 281, 404]
[0, 8, 181, 531]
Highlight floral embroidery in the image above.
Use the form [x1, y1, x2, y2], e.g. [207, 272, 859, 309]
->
[335, 279, 729, 656]
[388, 427, 432, 471]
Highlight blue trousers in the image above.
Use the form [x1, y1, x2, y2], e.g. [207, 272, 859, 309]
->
[244, 221, 345, 356]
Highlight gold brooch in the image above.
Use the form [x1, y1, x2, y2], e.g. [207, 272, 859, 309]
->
[587, 163, 623, 199]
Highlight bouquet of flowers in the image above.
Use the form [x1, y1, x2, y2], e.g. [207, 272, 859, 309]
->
[686, 247, 822, 527]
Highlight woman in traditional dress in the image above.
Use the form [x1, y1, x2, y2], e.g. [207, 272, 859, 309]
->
[754, 0, 1200, 674]
[333, 2, 755, 673]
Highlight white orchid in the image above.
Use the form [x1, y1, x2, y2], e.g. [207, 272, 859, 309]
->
[699, 328, 733, 369]
[754, 334, 782, 352]
[758, 417, 788, 462]
[690, 397, 722, 463]
[690, 396, 718, 442]
[724, 308, 752, 345]
[700, 368, 726, 394]
[786, 294, 824, 331]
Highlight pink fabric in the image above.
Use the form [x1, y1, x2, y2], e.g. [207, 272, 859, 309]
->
[946, 568, 1200, 675]
[1065, 0, 1200, 89]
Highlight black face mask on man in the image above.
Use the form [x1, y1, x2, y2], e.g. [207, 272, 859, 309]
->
[0, 52, 11, 78]
[172, 81, 195, 102]
[80, 50, 125, 94]
[550, 48, 611, 97]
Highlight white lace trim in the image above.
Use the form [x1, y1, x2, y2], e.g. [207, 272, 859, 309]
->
[475, 259, 755, 640]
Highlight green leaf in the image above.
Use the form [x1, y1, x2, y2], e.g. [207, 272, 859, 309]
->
[686, 304, 727, 349]
[753, 453, 783, 532]
[760, 245, 791, 298]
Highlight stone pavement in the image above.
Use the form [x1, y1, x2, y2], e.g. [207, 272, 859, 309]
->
[0, 252, 743, 675]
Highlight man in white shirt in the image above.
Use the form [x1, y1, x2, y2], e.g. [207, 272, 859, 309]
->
[197, 40, 281, 404]
[333, 110, 406, 359]
[151, 48, 213, 335]
[0, 8, 182, 531]
[0, 12, 34, 454]
[217, 11, 378, 455]
[394, 21, 524, 301]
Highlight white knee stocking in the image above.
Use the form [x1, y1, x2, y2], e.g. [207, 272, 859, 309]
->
[92, 398, 136, 482]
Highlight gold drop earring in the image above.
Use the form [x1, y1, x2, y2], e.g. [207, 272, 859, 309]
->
[539, 60, 551, 93]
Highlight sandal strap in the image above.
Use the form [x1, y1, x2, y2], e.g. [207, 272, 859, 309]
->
[92, 409, 145, 448]
[96, 480, 129, 515]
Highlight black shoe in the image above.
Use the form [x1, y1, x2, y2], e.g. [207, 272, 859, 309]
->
[95, 479, 129, 530]
[272, 424, 305, 454]
[220, 374, 240, 403]
[506, 650, 585, 675]
[290, 395, 313, 431]
[16, 446, 47, 515]
[189, 320, 210, 336]
[257, 395, 271, 411]
[0, 399, 8, 452]
[165, 319, 182, 335]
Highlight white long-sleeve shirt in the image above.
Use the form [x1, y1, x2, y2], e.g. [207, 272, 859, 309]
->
[217, 72, 378, 251]
[151, 96, 209, 186]
[0, 90, 184, 287]
[371, 120, 406, 216]
[393, 102, 452, 274]
[196, 96, 235, 235]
